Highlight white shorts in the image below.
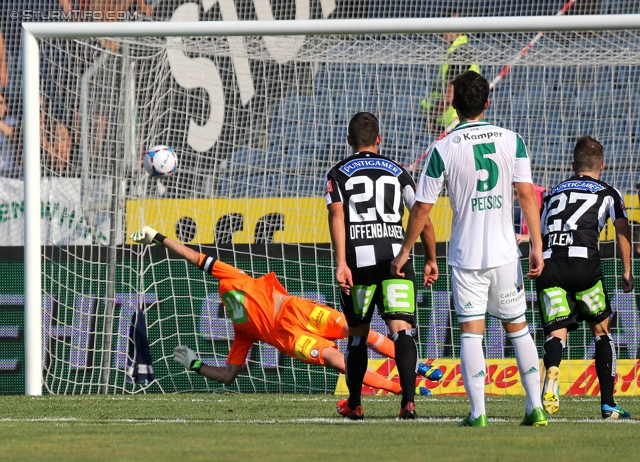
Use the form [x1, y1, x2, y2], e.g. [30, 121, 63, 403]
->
[450, 259, 526, 323]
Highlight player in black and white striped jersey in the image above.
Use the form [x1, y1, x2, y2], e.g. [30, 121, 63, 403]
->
[325, 112, 436, 420]
[537, 135, 634, 419]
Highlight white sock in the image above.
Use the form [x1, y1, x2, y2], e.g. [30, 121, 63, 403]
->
[507, 326, 543, 414]
[460, 332, 486, 419]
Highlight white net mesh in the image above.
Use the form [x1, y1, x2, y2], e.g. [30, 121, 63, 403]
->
[33, 28, 640, 394]
[1, 1, 640, 394]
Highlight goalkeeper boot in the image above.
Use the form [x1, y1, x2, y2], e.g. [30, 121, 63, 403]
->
[398, 402, 417, 420]
[602, 404, 631, 420]
[521, 408, 548, 426]
[336, 399, 364, 420]
[542, 366, 560, 415]
[417, 363, 444, 381]
[457, 414, 488, 427]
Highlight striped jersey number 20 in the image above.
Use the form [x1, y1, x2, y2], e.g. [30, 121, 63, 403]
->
[346, 176, 401, 223]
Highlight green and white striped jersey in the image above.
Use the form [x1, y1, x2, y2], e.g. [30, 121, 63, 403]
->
[416, 120, 533, 270]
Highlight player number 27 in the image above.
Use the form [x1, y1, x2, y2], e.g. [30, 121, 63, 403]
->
[543, 191, 597, 233]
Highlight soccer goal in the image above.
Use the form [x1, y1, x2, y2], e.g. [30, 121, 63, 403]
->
[20, 13, 640, 396]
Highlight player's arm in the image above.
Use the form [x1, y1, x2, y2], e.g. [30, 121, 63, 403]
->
[614, 217, 634, 293]
[637, 183, 640, 256]
[391, 200, 433, 278]
[131, 226, 201, 264]
[401, 183, 438, 285]
[514, 181, 544, 279]
[327, 202, 353, 294]
[173, 345, 241, 385]
[418, 211, 438, 286]
[131, 227, 250, 281]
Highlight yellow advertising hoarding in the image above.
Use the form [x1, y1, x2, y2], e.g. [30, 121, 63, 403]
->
[125, 196, 453, 244]
[126, 193, 638, 244]
[335, 359, 640, 396]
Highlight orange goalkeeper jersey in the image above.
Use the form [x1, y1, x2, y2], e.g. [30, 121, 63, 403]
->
[199, 255, 289, 365]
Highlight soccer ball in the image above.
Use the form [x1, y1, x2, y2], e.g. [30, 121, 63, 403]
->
[143, 145, 177, 176]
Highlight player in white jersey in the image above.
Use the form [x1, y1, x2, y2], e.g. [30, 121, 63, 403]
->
[391, 71, 547, 427]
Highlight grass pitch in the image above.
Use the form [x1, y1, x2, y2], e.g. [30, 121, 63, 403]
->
[1, 394, 639, 461]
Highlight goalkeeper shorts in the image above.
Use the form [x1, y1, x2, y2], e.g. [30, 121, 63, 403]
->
[272, 297, 347, 366]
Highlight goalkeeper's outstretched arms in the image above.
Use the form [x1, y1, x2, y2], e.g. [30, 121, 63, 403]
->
[173, 346, 241, 385]
[130, 226, 202, 267]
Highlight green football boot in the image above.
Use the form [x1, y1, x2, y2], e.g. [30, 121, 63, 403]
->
[457, 414, 488, 427]
[521, 407, 549, 426]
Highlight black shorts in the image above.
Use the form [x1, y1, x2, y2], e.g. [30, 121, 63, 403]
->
[340, 260, 417, 328]
[535, 257, 611, 336]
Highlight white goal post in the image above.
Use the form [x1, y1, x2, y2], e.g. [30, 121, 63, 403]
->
[22, 14, 640, 396]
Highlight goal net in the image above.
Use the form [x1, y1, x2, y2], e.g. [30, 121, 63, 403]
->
[9, 13, 640, 395]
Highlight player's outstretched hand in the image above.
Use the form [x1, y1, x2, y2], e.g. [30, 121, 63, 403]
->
[174, 345, 198, 369]
[130, 226, 160, 245]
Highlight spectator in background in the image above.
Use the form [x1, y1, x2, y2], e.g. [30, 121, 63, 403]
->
[40, 95, 71, 172]
[0, 0, 72, 118]
[420, 10, 480, 135]
[0, 30, 7, 90]
[87, 0, 153, 22]
[0, 92, 18, 176]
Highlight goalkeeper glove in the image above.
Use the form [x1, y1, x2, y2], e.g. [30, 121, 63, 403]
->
[130, 226, 165, 245]
[174, 345, 203, 373]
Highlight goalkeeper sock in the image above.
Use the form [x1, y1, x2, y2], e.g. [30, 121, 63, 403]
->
[460, 332, 486, 420]
[366, 330, 395, 359]
[346, 335, 368, 409]
[595, 334, 616, 407]
[542, 336, 565, 370]
[363, 370, 402, 395]
[392, 329, 417, 407]
[507, 326, 543, 413]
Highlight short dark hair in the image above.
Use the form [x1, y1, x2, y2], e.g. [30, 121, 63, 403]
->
[348, 112, 379, 148]
[452, 71, 489, 119]
[573, 135, 604, 173]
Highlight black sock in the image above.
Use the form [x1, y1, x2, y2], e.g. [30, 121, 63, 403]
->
[393, 329, 417, 408]
[346, 335, 368, 409]
[542, 337, 564, 370]
[595, 334, 616, 407]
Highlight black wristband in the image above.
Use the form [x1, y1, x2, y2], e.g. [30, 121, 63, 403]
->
[198, 254, 217, 273]
[152, 233, 166, 245]
[189, 358, 203, 374]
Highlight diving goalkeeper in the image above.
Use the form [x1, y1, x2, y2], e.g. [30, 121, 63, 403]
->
[131, 226, 440, 393]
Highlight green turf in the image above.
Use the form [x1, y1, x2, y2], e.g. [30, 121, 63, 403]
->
[1, 394, 639, 461]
